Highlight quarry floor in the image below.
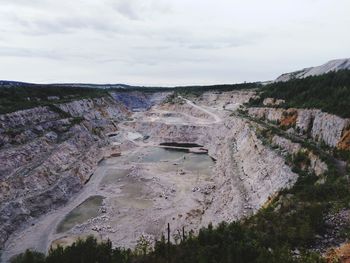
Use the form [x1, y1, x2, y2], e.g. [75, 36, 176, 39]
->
[2, 99, 224, 261]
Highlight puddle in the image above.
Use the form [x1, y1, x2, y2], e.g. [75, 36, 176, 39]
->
[100, 169, 130, 185]
[159, 142, 203, 148]
[56, 195, 104, 233]
[182, 154, 214, 175]
[156, 152, 214, 177]
[111, 177, 153, 209]
[138, 147, 186, 163]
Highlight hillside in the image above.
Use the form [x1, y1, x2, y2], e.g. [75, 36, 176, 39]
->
[275, 58, 350, 82]
[251, 70, 350, 118]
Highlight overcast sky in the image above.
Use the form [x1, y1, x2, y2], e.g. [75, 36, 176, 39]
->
[0, 0, 349, 86]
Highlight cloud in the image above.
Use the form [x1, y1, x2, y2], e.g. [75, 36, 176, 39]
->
[0, 46, 63, 60]
[113, 1, 140, 20]
[0, 0, 349, 85]
[111, 0, 173, 21]
[4, 12, 123, 36]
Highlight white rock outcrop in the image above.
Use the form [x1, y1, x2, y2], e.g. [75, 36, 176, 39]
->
[0, 96, 130, 248]
[248, 107, 350, 149]
[275, 58, 350, 82]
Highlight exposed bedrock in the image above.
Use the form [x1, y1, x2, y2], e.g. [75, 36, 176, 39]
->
[0, 90, 298, 253]
[109, 91, 170, 111]
[131, 113, 298, 224]
[0, 96, 132, 248]
[271, 135, 328, 176]
[248, 107, 350, 150]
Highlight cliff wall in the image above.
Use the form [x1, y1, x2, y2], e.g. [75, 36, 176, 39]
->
[0, 96, 130, 248]
[248, 107, 350, 150]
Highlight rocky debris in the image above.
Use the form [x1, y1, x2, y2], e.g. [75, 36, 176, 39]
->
[192, 187, 200, 192]
[263, 98, 285, 106]
[312, 209, 350, 254]
[71, 214, 115, 234]
[129, 165, 142, 178]
[178, 170, 186, 175]
[200, 184, 216, 195]
[91, 224, 116, 233]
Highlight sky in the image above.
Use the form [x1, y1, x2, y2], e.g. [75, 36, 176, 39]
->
[0, 0, 349, 86]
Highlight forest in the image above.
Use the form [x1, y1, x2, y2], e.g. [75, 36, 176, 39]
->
[251, 70, 350, 118]
[0, 84, 111, 114]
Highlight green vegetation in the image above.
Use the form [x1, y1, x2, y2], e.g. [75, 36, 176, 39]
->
[10, 237, 131, 263]
[0, 82, 260, 114]
[174, 83, 260, 97]
[163, 93, 185, 104]
[10, 231, 323, 263]
[250, 70, 350, 118]
[0, 84, 109, 114]
[161, 83, 260, 104]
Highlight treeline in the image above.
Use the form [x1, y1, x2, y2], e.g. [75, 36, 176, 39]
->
[0, 81, 260, 114]
[10, 229, 322, 263]
[251, 70, 350, 118]
[174, 82, 260, 97]
[0, 84, 111, 114]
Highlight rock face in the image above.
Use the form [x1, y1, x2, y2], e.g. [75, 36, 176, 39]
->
[248, 107, 350, 150]
[311, 112, 350, 148]
[271, 135, 327, 176]
[263, 98, 285, 106]
[338, 129, 350, 150]
[55, 97, 126, 120]
[0, 96, 131, 248]
[132, 102, 298, 223]
[203, 117, 298, 221]
[109, 92, 170, 111]
[275, 58, 350, 82]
